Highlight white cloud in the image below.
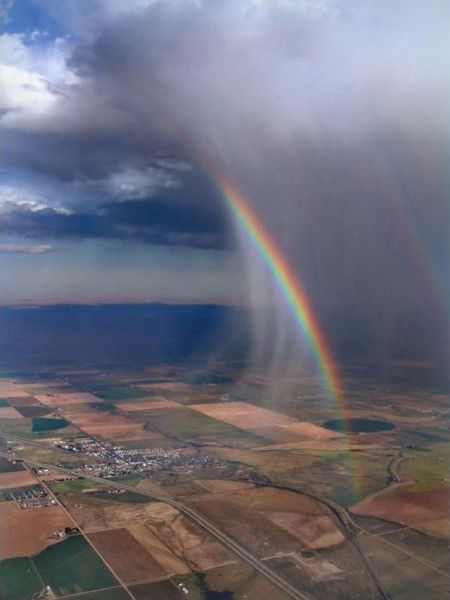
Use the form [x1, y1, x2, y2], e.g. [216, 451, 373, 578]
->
[0, 243, 53, 254]
[0, 185, 70, 214]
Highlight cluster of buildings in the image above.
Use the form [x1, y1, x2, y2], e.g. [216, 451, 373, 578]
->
[7, 485, 57, 509]
[53, 438, 224, 478]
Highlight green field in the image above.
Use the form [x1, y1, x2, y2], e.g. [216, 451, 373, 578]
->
[93, 387, 151, 401]
[33, 535, 117, 596]
[32, 417, 69, 432]
[0, 557, 42, 600]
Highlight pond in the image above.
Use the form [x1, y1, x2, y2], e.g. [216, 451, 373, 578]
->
[323, 418, 395, 433]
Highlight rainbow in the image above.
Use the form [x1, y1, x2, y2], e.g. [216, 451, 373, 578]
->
[216, 173, 345, 405]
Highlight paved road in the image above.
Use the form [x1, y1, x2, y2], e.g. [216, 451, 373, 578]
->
[2, 444, 312, 600]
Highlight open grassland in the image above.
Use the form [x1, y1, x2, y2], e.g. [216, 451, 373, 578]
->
[400, 443, 450, 492]
[356, 532, 450, 600]
[0, 502, 71, 559]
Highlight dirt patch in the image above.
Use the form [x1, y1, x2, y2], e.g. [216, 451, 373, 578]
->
[0, 406, 23, 419]
[194, 479, 255, 494]
[88, 527, 167, 584]
[0, 502, 71, 559]
[0, 470, 38, 490]
[280, 421, 340, 440]
[128, 522, 190, 576]
[143, 502, 237, 571]
[35, 392, 102, 407]
[116, 398, 181, 411]
[0, 382, 29, 397]
[267, 512, 344, 549]
[351, 486, 450, 532]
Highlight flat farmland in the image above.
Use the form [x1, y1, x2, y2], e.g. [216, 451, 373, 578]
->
[190, 401, 339, 442]
[0, 381, 30, 398]
[35, 392, 102, 407]
[32, 535, 118, 596]
[189, 497, 301, 557]
[140, 405, 269, 447]
[115, 398, 181, 411]
[351, 485, 450, 534]
[356, 532, 450, 600]
[88, 528, 167, 584]
[6, 396, 40, 407]
[190, 486, 344, 553]
[0, 458, 25, 473]
[0, 502, 71, 559]
[59, 404, 155, 442]
[0, 556, 42, 600]
[128, 522, 190, 576]
[0, 470, 38, 490]
[0, 407, 23, 419]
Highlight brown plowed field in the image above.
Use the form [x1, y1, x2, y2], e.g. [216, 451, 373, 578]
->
[0, 382, 29, 397]
[0, 406, 23, 419]
[351, 486, 450, 531]
[116, 398, 181, 411]
[0, 502, 71, 559]
[0, 470, 38, 489]
[88, 528, 167, 584]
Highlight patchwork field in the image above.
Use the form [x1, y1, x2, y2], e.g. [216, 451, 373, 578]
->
[191, 401, 340, 442]
[0, 502, 71, 559]
[35, 392, 102, 406]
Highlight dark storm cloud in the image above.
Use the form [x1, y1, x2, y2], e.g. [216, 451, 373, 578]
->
[2, 0, 450, 363]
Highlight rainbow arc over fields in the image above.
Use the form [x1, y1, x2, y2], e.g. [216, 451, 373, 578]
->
[216, 173, 345, 407]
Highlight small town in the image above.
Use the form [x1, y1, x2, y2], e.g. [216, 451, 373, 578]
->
[53, 438, 224, 478]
